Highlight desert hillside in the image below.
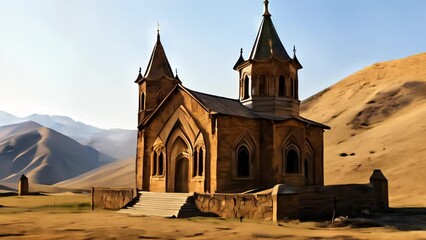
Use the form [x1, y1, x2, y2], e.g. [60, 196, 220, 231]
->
[54, 157, 134, 190]
[0, 121, 114, 185]
[300, 53, 426, 207]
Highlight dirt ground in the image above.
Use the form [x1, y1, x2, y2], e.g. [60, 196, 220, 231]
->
[1, 194, 426, 240]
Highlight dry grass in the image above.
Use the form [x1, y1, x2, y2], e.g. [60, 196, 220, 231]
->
[1, 194, 426, 239]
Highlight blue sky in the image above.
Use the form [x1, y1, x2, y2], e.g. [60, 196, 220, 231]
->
[1, 0, 425, 129]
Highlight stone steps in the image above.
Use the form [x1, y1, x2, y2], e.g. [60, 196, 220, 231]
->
[118, 191, 204, 218]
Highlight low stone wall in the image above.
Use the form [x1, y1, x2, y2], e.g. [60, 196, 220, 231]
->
[91, 187, 136, 210]
[194, 192, 273, 220]
[297, 184, 376, 220]
[195, 170, 388, 221]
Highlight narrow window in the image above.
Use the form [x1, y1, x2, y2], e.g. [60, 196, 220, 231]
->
[152, 151, 157, 175]
[259, 75, 267, 96]
[286, 149, 299, 173]
[158, 152, 164, 175]
[289, 78, 294, 98]
[198, 148, 204, 176]
[193, 150, 198, 177]
[237, 146, 250, 177]
[279, 75, 285, 96]
[141, 92, 146, 110]
[243, 76, 250, 99]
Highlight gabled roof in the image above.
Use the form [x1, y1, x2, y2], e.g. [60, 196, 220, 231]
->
[141, 85, 330, 130]
[189, 89, 329, 129]
[249, 6, 291, 62]
[144, 33, 174, 80]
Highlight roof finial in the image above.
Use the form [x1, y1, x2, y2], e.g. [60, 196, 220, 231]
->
[240, 48, 243, 55]
[293, 45, 296, 55]
[175, 68, 178, 76]
[263, 0, 271, 16]
[156, 22, 160, 40]
[139, 67, 141, 74]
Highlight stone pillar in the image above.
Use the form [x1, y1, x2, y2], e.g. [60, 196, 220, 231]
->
[18, 175, 29, 196]
[369, 169, 388, 210]
[272, 184, 299, 222]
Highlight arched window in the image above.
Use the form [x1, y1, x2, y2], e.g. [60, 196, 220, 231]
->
[237, 146, 250, 177]
[152, 149, 165, 176]
[193, 150, 198, 177]
[152, 151, 157, 175]
[141, 92, 146, 111]
[259, 74, 267, 96]
[198, 148, 204, 176]
[279, 75, 285, 96]
[286, 149, 299, 173]
[158, 152, 164, 175]
[243, 75, 250, 100]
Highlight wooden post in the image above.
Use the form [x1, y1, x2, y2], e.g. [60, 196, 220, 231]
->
[91, 187, 95, 210]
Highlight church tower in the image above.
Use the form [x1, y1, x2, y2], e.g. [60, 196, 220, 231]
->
[234, 0, 303, 116]
[135, 31, 180, 126]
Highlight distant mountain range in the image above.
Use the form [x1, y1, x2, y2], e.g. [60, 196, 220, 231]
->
[0, 121, 114, 184]
[0, 111, 137, 160]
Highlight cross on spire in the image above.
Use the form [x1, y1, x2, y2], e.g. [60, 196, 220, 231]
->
[157, 22, 160, 34]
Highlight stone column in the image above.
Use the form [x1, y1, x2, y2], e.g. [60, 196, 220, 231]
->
[369, 169, 389, 210]
[18, 175, 29, 196]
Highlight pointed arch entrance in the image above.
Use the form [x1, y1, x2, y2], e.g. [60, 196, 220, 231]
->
[175, 156, 189, 192]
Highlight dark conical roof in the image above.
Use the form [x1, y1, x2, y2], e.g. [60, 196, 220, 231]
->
[233, 48, 245, 70]
[249, 3, 291, 62]
[144, 33, 174, 80]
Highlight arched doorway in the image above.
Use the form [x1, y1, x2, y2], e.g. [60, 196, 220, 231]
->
[175, 157, 189, 192]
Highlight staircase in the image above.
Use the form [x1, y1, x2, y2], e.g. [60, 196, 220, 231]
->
[119, 191, 204, 218]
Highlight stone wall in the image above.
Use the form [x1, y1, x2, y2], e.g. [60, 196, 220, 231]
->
[194, 192, 273, 220]
[297, 184, 376, 220]
[91, 187, 136, 210]
[195, 170, 388, 221]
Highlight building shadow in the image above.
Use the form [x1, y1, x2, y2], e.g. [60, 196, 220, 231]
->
[374, 207, 426, 231]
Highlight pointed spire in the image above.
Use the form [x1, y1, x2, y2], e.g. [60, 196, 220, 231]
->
[292, 45, 303, 69]
[174, 68, 181, 83]
[263, 0, 271, 17]
[144, 30, 174, 81]
[135, 67, 143, 83]
[233, 48, 245, 70]
[249, 1, 291, 62]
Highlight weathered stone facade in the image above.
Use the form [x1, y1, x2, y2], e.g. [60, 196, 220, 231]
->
[134, 1, 329, 194]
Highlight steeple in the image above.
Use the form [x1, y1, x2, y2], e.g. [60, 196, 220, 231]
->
[249, 0, 291, 62]
[234, 0, 302, 116]
[143, 31, 174, 81]
[136, 30, 179, 125]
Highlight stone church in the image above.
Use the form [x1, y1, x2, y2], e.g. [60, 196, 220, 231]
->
[134, 1, 329, 194]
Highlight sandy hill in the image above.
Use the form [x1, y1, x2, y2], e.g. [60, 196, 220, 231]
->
[0, 112, 137, 160]
[0, 121, 114, 185]
[300, 53, 426, 207]
[54, 158, 134, 190]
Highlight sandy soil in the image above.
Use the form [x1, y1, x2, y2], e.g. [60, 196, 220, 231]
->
[301, 53, 426, 207]
[1, 195, 426, 240]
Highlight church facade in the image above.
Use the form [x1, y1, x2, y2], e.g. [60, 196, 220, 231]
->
[134, 1, 329, 194]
